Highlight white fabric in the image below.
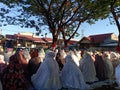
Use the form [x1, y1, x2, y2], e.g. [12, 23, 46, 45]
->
[38, 48, 45, 62]
[61, 54, 90, 90]
[74, 49, 81, 60]
[0, 55, 4, 90]
[69, 51, 80, 67]
[4, 51, 14, 63]
[60, 49, 67, 60]
[115, 64, 120, 88]
[110, 52, 118, 61]
[23, 49, 31, 62]
[102, 52, 113, 79]
[79, 52, 98, 83]
[0, 55, 4, 64]
[31, 50, 62, 90]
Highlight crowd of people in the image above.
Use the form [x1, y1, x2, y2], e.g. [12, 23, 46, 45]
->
[0, 46, 120, 90]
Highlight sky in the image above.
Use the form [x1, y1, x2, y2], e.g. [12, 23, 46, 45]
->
[0, 18, 119, 41]
[0, 2, 119, 41]
[79, 18, 119, 38]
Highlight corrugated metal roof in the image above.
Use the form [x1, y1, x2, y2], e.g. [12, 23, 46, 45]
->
[6, 34, 46, 43]
[79, 33, 113, 43]
[88, 33, 113, 43]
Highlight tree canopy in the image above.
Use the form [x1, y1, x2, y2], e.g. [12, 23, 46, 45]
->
[0, 0, 119, 47]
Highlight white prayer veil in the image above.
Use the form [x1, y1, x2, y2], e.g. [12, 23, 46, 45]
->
[115, 64, 120, 88]
[38, 48, 45, 62]
[0, 55, 4, 64]
[68, 50, 80, 66]
[79, 51, 98, 83]
[23, 49, 31, 62]
[110, 52, 117, 61]
[31, 49, 62, 90]
[73, 49, 81, 61]
[4, 48, 14, 63]
[61, 51, 90, 90]
[60, 49, 67, 60]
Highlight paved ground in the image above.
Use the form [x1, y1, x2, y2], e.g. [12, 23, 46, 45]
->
[60, 79, 119, 90]
[90, 79, 119, 90]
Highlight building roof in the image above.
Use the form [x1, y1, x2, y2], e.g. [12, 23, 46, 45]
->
[88, 33, 113, 43]
[79, 33, 114, 44]
[6, 34, 78, 45]
[6, 34, 46, 43]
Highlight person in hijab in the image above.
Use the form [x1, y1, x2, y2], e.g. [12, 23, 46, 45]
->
[0, 49, 7, 77]
[38, 48, 45, 63]
[102, 52, 113, 80]
[23, 48, 31, 63]
[0, 49, 7, 90]
[4, 47, 14, 64]
[1, 49, 31, 90]
[79, 51, 98, 84]
[115, 64, 120, 89]
[94, 52, 107, 81]
[110, 52, 120, 78]
[30, 48, 39, 59]
[72, 49, 81, 67]
[28, 48, 45, 78]
[31, 49, 62, 90]
[56, 49, 66, 71]
[61, 51, 90, 90]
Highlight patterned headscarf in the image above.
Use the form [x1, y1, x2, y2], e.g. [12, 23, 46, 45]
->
[1, 51, 29, 90]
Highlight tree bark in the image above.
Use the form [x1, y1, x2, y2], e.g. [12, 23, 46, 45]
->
[110, 1, 120, 46]
[111, 10, 120, 46]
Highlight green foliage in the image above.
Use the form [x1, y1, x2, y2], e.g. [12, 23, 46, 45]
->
[0, 0, 119, 45]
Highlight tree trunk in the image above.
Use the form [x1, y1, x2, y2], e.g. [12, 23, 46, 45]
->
[111, 5, 120, 46]
[64, 40, 68, 48]
[112, 11, 120, 46]
[52, 35, 58, 48]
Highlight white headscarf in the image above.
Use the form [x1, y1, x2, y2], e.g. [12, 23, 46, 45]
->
[31, 50, 62, 90]
[74, 49, 81, 60]
[61, 53, 90, 89]
[4, 48, 14, 63]
[23, 49, 31, 62]
[79, 51, 98, 83]
[38, 48, 45, 62]
[60, 49, 67, 60]
[115, 64, 120, 88]
[110, 52, 118, 61]
[69, 50, 80, 66]
[0, 55, 5, 64]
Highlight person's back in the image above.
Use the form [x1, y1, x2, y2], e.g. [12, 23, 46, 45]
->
[31, 50, 62, 90]
[95, 54, 107, 81]
[79, 51, 98, 83]
[61, 51, 90, 90]
[0, 51, 7, 90]
[1, 50, 31, 90]
[28, 57, 41, 78]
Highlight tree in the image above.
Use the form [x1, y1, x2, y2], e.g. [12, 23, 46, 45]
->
[97, 0, 120, 46]
[109, 0, 120, 46]
[0, 0, 111, 47]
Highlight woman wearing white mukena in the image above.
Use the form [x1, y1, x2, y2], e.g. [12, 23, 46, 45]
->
[79, 51, 98, 83]
[61, 51, 90, 90]
[31, 49, 62, 90]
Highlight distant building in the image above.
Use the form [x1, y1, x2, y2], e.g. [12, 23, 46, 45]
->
[5, 32, 78, 49]
[5, 32, 46, 48]
[78, 33, 118, 49]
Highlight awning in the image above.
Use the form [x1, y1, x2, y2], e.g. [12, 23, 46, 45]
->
[100, 43, 118, 46]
